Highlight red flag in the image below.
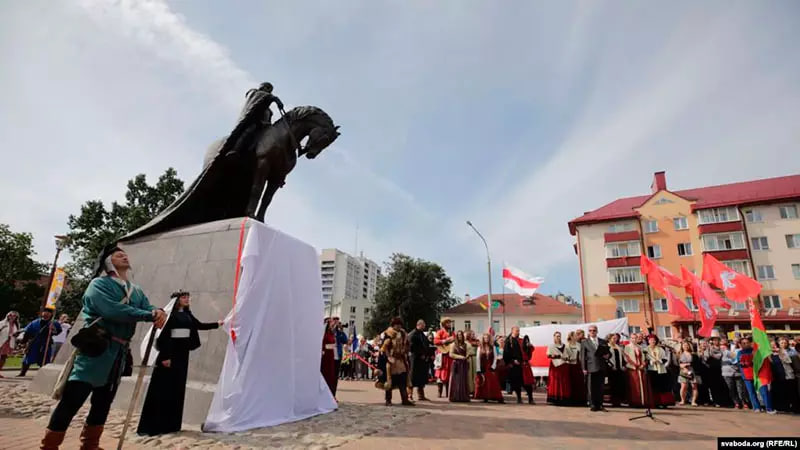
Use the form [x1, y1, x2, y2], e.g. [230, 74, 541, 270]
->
[641, 256, 693, 319]
[702, 254, 761, 302]
[681, 266, 720, 337]
[681, 266, 730, 308]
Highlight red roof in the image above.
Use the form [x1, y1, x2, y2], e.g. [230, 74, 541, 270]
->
[444, 293, 582, 316]
[569, 173, 800, 235]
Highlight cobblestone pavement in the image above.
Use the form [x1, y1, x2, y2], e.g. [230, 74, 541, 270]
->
[1, 378, 798, 449]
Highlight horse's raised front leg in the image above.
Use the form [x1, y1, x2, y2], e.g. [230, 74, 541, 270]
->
[254, 180, 281, 222]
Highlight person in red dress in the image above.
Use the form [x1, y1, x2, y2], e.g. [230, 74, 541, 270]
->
[321, 318, 337, 399]
[434, 317, 455, 398]
[624, 332, 653, 408]
[474, 333, 505, 403]
[546, 331, 571, 405]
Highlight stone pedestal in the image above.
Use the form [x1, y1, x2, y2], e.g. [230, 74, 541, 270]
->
[30, 218, 253, 425]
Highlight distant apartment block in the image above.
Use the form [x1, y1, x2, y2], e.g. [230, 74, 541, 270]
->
[320, 248, 380, 334]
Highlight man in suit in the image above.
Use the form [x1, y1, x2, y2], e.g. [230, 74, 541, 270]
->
[581, 325, 609, 411]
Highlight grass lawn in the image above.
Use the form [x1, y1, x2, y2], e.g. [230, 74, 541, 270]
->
[3, 355, 22, 369]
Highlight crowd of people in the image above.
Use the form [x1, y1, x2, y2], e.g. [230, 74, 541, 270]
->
[321, 316, 800, 415]
[0, 308, 73, 377]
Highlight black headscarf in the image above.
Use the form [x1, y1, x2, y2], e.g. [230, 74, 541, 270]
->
[91, 243, 123, 278]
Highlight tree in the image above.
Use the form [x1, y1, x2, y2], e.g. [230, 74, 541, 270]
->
[0, 224, 47, 322]
[366, 253, 458, 335]
[66, 168, 184, 278]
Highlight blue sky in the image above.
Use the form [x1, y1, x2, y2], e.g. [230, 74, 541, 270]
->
[2, 1, 799, 304]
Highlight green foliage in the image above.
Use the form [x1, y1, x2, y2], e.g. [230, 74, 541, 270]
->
[366, 253, 458, 336]
[66, 168, 184, 278]
[0, 224, 47, 322]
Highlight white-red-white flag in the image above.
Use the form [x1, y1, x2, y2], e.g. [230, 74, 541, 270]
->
[502, 264, 544, 296]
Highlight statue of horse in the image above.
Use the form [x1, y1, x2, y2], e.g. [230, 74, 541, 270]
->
[124, 105, 340, 240]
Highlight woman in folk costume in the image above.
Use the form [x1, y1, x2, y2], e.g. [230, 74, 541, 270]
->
[624, 333, 653, 408]
[565, 330, 587, 406]
[646, 335, 675, 407]
[0, 311, 20, 376]
[606, 333, 627, 407]
[474, 333, 504, 403]
[40, 244, 167, 450]
[521, 335, 536, 403]
[321, 318, 337, 397]
[546, 331, 571, 405]
[433, 317, 455, 398]
[465, 329, 479, 395]
[137, 291, 222, 436]
[379, 317, 414, 406]
[448, 330, 471, 402]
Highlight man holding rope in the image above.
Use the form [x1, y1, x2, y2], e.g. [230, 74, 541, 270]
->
[39, 244, 166, 450]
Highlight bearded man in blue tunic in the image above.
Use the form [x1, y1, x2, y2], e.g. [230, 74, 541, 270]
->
[39, 244, 167, 450]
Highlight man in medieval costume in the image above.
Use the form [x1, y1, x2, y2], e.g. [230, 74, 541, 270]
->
[380, 317, 413, 406]
[17, 307, 62, 376]
[408, 319, 432, 401]
[223, 82, 285, 159]
[433, 317, 455, 398]
[39, 244, 167, 450]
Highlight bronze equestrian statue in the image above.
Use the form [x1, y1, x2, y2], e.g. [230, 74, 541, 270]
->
[125, 83, 340, 240]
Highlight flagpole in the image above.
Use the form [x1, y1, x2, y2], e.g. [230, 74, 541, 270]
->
[466, 221, 492, 337]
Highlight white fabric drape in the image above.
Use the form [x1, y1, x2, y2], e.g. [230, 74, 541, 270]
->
[203, 222, 336, 432]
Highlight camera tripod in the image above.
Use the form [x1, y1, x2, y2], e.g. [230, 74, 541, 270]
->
[629, 406, 670, 425]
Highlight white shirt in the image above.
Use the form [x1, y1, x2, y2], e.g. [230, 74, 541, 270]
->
[591, 337, 598, 347]
[52, 323, 71, 344]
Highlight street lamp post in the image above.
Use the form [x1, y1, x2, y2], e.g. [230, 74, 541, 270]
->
[466, 221, 493, 336]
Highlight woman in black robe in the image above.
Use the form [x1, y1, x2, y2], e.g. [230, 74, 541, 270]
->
[137, 291, 222, 436]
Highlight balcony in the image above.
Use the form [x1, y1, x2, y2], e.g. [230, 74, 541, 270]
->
[698, 221, 743, 235]
[606, 256, 641, 268]
[604, 230, 640, 243]
[609, 282, 646, 294]
[702, 249, 749, 260]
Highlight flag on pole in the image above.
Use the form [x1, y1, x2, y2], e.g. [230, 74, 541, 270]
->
[702, 254, 761, 302]
[640, 257, 693, 319]
[680, 266, 721, 337]
[45, 268, 66, 309]
[748, 299, 773, 390]
[502, 264, 544, 296]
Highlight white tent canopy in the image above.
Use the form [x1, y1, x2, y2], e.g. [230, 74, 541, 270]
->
[203, 222, 337, 432]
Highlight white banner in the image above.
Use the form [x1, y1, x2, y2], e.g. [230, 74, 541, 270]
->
[517, 317, 629, 376]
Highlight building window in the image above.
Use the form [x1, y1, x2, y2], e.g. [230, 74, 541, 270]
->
[677, 243, 693, 256]
[629, 325, 641, 335]
[647, 245, 662, 259]
[493, 320, 500, 332]
[464, 320, 471, 331]
[792, 264, 800, 280]
[702, 232, 745, 251]
[698, 207, 739, 224]
[786, 234, 800, 249]
[364, 307, 370, 315]
[350, 306, 357, 313]
[608, 267, 643, 284]
[608, 222, 635, 233]
[779, 205, 798, 219]
[756, 265, 775, 280]
[653, 298, 669, 312]
[732, 300, 747, 311]
[726, 260, 752, 277]
[616, 299, 640, 313]
[644, 220, 659, 233]
[673, 217, 689, 230]
[751, 237, 769, 251]
[744, 209, 762, 223]
[517, 321, 526, 327]
[551, 321, 559, 324]
[533, 321, 541, 326]
[685, 297, 698, 311]
[763, 295, 781, 309]
[605, 241, 641, 258]
[656, 326, 672, 339]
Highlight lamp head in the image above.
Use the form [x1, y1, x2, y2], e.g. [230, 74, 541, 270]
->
[466, 220, 473, 226]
